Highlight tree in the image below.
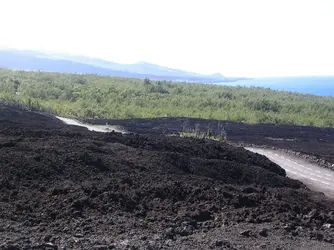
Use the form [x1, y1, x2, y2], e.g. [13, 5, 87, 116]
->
[144, 78, 151, 85]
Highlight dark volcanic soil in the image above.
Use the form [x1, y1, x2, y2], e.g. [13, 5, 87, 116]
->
[84, 117, 334, 169]
[1, 107, 334, 249]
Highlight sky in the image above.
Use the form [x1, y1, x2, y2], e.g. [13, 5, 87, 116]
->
[1, 0, 334, 77]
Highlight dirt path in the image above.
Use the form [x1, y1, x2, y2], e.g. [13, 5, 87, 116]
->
[246, 147, 334, 198]
[56, 116, 125, 133]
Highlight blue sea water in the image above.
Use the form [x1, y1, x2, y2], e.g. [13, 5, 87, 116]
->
[220, 76, 334, 97]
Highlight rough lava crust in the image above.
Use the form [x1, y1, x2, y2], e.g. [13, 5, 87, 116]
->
[0, 106, 333, 249]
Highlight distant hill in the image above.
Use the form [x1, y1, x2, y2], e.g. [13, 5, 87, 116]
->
[0, 49, 243, 83]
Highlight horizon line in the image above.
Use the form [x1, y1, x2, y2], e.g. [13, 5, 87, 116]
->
[1, 47, 334, 79]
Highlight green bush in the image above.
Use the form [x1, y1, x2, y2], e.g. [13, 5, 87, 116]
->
[0, 68, 333, 127]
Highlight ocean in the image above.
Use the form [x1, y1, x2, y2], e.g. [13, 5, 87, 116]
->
[220, 76, 334, 96]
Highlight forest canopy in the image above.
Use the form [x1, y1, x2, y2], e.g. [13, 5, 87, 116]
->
[0, 68, 333, 128]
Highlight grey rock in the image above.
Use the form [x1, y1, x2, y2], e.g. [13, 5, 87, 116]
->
[74, 233, 84, 238]
[322, 223, 332, 229]
[44, 235, 52, 242]
[180, 225, 194, 236]
[307, 209, 319, 219]
[259, 228, 268, 237]
[240, 230, 251, 237]
[93, 245, 108, 250]
[164, 227, 176, 239]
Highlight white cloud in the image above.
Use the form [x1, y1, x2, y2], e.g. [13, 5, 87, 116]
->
[1, 0, 334, 77]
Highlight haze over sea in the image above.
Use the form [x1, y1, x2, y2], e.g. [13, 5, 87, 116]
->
[221, 76, 334, 97]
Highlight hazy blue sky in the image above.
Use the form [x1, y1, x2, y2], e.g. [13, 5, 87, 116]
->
[1, 0, 334, 77]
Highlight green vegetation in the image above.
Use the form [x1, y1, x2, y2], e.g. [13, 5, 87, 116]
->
[179, 131, 224, 142]
[179, 123, 227, 141]
[0, 68, 334, 127]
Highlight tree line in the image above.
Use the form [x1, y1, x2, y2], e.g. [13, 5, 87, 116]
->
[0, 68, 333, 127]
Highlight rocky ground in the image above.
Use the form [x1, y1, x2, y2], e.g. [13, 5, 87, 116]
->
[0, 106, 334, 249]
[84, 117, 334, 170]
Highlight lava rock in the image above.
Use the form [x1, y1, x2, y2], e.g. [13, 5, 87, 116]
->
[240, 230, 251, 237]
[259, 228, 269, 237]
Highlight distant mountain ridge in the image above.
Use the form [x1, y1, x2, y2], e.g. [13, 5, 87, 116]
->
[0, 49, 243, 83]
